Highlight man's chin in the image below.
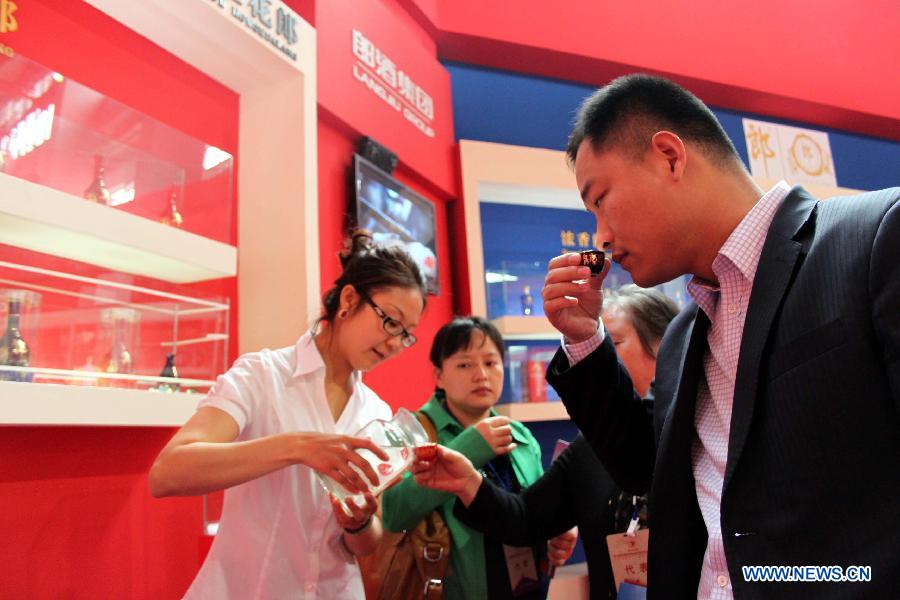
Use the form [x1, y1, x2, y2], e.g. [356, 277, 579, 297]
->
[629, 268, 671, 289]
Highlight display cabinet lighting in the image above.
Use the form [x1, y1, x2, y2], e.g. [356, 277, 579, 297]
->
[485, 271, 519, 284]
[202, 145, 232, 171]
[0, 103, 54, 160]
[109, 184, 136, 207]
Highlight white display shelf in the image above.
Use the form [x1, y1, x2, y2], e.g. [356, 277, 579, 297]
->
[0, 381, 202, 426]
[491, 315, 560, 340]
[0, 172, 237, 284]
[496, 401, 569, 422]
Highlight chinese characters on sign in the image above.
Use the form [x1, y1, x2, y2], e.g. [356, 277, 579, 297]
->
[560, 228, 599, 256]
[210, 0, 300, 63]
[0, 0, 17, 34]
[351, 29, 436, 138]
[743, 118, 837, 187]
[0, 0, 18, 57]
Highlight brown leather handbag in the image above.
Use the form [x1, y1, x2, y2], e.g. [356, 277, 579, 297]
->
[359, 412, 452, 600]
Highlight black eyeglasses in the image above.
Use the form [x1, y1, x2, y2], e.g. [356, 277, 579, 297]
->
[360, 293, 417, 348]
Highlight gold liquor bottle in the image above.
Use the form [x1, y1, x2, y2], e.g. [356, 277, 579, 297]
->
[83, 155, 112, 205]
[105, 330, 133, 375]
[0, 299, 31, 382]
[160, 187, 184, 228]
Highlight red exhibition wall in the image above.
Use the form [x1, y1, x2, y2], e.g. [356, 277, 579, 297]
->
[3, 0, 458, 595]
[0, 1, 239, 597]
[429, 0, 900, 141]
[315, 0, 457, 411]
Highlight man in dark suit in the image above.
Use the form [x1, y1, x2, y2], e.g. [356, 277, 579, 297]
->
[542, 74, 899, 598]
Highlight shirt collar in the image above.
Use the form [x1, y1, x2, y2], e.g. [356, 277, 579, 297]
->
[687, 180, 791, 311]
[292, 330, 327, 378]
[718, 180, 791, 281]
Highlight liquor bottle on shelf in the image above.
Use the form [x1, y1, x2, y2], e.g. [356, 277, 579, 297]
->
[102, 310, 137, 386]
[157, 353, 180, 392]
[0, 299, 32, 383]
[160, 186, 184, 228]
[105, 335, 133, 376]
[520, 284, 534, 316]
[83, 155, 112, 206]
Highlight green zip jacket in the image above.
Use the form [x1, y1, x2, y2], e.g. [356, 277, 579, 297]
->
[381, 394, 544, 600]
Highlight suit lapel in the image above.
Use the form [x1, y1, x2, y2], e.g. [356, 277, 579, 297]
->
[655, 306, 709, 490]
[723, 187, 818, 494]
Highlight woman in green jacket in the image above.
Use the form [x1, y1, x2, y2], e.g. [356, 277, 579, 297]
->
[382, 316, 562, 600]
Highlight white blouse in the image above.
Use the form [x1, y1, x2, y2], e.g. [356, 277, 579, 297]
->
[183, 331, 392, 600]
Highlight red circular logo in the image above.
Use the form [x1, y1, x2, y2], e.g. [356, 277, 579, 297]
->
[378, 463, 393, 476]
[401, 447, 410, 460]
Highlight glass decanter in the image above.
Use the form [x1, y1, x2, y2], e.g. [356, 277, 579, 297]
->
[318, 407, 430, 503]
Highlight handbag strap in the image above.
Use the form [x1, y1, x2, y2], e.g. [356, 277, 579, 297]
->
[420, 538, 446, 599]
[415, 410, 447, 599]
[416, 411, 439, 444]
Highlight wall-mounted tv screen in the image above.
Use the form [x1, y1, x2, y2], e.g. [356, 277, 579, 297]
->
[353, 154, 439, 294]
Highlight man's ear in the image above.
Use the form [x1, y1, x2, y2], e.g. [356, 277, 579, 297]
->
[650, 131, 686, 180]
[433, 366, 444, 389]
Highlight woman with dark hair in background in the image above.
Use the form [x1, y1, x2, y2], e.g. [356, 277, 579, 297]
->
[381, 316, 568, 600]
[410, 285, 679, 599]
[149, 231, 427, 599]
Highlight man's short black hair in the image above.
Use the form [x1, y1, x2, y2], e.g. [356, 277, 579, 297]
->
[567, 74, 743, 170]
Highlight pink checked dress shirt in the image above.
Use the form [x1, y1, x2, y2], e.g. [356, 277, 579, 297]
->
[564, 181, 791, 598]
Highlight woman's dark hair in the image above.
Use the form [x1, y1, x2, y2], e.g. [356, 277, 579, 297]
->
[429, 316, 505, 369]
[603, 285, 679, 359]
[567, 74, 743, 171]
[319, 230, 426, 325]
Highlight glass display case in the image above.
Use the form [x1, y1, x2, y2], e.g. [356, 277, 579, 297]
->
[500, 342, 560, 405]
[0, 261, 228, 393]
[485, 259, 547, 320]
[0, 52, 237, 425]
[0, 52, 234, 245]
[485, 259, 650, 321]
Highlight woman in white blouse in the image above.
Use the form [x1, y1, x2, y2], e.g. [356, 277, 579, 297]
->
[149, 231, 427, 599]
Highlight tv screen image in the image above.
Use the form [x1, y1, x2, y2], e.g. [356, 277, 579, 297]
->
[354, 154, 439, 294]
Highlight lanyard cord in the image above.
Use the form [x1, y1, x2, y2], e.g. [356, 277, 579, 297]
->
[483, 460, 516, 492]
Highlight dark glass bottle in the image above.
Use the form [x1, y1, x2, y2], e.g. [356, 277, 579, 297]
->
[520, 284, 534, 316]
[158, 353, 180, 392]
[83, 155, 112, 206]
[0, 299, 32, 382]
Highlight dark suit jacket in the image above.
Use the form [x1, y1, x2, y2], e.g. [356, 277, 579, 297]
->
[454, 434, 620, 599]
[548, 186, 900, 598]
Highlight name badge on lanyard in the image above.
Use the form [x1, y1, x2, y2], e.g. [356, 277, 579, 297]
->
[607, 495, 649, 590]
[503, 544, 540, 597]
[484, 460, 539, 597]
[606, 529, 649, 590]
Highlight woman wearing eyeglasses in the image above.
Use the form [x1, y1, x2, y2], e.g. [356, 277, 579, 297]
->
[380, 316, 567, 600]
[149, 231, 426, 599]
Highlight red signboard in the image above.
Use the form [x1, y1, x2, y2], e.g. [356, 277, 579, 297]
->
[317, 0, 455, 196]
